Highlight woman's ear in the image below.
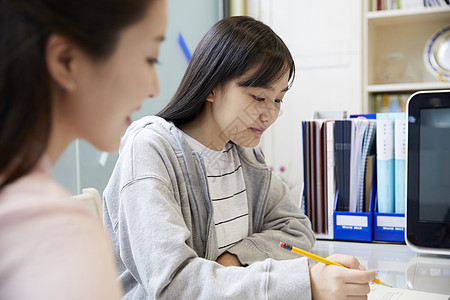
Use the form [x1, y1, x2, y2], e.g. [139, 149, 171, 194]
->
[206, 90, 215, 103]
[45, 34, 79, 93]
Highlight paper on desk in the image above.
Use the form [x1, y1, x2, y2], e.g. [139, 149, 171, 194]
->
[368, 284, 449, 300]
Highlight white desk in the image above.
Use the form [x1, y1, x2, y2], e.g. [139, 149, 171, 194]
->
[312, 240, 450, 295]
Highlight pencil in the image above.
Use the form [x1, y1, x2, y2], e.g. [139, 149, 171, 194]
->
[279, 242, 391, 287]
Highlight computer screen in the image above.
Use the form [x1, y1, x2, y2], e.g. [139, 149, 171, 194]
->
[406, 90, 450, 255]
[419, 108, 450, 223]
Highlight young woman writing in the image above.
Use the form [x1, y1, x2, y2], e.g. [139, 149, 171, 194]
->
[0, 0, 166, 298]
[103, 16, 375, 299]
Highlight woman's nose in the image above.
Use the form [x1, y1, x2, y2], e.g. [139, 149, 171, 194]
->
[148, 68, 160, 98]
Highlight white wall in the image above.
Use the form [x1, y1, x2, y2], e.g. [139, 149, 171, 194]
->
[249, 0, 363, 204]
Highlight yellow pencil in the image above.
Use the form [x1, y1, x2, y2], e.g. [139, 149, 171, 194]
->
[279, 242, 391, 287]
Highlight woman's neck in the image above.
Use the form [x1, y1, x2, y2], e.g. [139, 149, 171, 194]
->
[45, 111, 76, 166]
[178, 103, 228, 151]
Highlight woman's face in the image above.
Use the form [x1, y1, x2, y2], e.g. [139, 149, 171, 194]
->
[209, 70, 290, 148]
[61, 0, 167, 152]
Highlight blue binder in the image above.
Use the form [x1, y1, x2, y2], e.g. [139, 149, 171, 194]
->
[373, 195, 405, 243]
[333, 186, 374, 242]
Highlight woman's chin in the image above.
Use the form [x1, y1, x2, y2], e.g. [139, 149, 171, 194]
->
[88, 136, 121, 154]
[232, 137, 261, 148]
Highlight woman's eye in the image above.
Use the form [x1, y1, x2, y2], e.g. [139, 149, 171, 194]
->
[147, 58, 159, 65]
[253, 96, 265, 102]
[275, 99, 283, 103]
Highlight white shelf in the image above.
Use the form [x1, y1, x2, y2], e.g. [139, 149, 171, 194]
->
[368, 82, 450, 93]
[367, 6, 450, 26]
[363, 0, 450, 112]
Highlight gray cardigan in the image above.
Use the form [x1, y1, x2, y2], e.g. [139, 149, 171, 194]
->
[103, 116, 315, 299]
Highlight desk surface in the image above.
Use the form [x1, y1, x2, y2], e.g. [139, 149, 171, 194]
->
[312, 240, 450, 295]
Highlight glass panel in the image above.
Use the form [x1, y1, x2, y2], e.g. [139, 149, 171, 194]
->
[54, 0, 220, 194]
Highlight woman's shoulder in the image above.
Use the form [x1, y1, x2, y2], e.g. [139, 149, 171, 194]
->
[121, 115, 181, 154]
[235, 144, 267, 169]
[0, 171, 121, 300]
[0, 173, 122, 294]
[0, 170, 100, 232]
[111, 116, 189, 186]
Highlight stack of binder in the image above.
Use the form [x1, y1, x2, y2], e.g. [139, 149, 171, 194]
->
[302, 120, 328, 236]
[301, 112, 406, 243]
[373, 112, 406, 243]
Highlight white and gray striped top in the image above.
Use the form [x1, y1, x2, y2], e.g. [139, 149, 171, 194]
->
[182, 133, 249, 256]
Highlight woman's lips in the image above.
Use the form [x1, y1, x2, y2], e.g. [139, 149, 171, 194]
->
[250, 128, 264, 135]
[126, 116, 132, 126]
[126, 105, 142, 126]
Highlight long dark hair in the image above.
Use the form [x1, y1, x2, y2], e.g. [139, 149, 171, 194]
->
[0, 0, 152, 188]
[157, 16, 295, 126]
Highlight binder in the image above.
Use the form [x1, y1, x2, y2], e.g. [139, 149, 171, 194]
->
[349, 119, 369, 212]
[314, 121, 325, 233]
[373, 195, 406, 243]
[302, 119, 336, 237]
[372, 113, 406, 243]
[394, 112, 407, 213]
[310, 121, 317, 231]
[325, 121, 336, 237]
[333, 179, 375, 242]
[359, 120, 376, 212]
[334, 121, 345, 211]
[301, 121, 312, 220]
[333, 159, 376, 242]
[343, 120, 351, 211]
[334, 120, 351, 212]
[350, 114, 377, 213]
[333, 122, 377, 242]
[364, 155, 376, 213]
[302, 121, 320, 232]
[376, 113, 395, 213]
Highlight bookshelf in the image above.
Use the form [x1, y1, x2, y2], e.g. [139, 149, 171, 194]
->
[362, 3, 450, 113]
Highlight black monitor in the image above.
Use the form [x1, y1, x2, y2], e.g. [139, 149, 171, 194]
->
[406, 90, 450, 255]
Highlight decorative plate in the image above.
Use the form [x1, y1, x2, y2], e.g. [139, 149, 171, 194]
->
[423, 26, 450, 82]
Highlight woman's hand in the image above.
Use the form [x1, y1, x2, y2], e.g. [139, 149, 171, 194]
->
[310, 254, 376, 300]
[215, 252, 242, 267]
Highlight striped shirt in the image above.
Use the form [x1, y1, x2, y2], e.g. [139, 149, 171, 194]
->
[182, 133, 249, 256]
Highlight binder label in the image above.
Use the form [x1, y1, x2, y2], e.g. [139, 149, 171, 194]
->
[377, 215, 405, 228]
[377, 119, 394, 160]
[395, 119, 407, 160]
[336, 215, 368, 227]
